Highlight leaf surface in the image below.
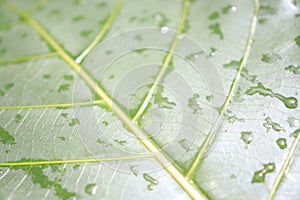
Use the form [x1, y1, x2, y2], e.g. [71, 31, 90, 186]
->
[0, 0, 299, 199]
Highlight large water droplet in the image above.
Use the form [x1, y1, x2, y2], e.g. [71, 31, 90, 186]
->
[276, 138, 287, 149]
[246, 82, 298, 109]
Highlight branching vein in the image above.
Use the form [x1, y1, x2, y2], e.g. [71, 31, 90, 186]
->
[186, 0, 260, 178]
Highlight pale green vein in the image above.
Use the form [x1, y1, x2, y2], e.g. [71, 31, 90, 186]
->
[186, 0, 260, 178]
[0, 155, 153, 167]
[132, 0, 189, 123]
[7, 2, 208, 199]
[267, 129, 300, 200]
[0, 52, 58, 64]
[0, 100, 104, 110]
[75, 0, 123, 63]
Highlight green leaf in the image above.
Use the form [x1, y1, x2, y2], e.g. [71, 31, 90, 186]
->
[0, 0, 299, 199]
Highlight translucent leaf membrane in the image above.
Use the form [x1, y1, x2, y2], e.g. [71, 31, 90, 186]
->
[0, 106, 150, 162]
[0, 58, 91, 106]
[31, 0, 116, 56]
[0, 24, 51, 60]
[0, 0, 300, 199]
[83, 27, 224, 174]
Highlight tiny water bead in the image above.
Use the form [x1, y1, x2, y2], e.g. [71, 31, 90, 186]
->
[147, 184, 154, 191]
[252, 162, 276, 183]
[276, 138, 287, 149]
[160, 26, 169, 34]
[102, 121, 108, 126]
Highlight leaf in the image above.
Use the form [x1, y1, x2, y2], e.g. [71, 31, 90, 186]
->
[0, 0, 299, 199]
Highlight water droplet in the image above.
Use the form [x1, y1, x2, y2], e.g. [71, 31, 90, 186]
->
[208, 11, 220, 20]
[43, 74, 51, 79]
[69, 118, 80, 127]
[231, 6, 237, 12]
[130, 165, 138, 176]
[278, 96, 298, 109]
[160, 26, 169, 34]
[263, 117, 284, 132]
[64, 75, 74, 81]
[102, 121, 108, 126]
[293, 35, 300, 46]
[252, 170, 265, 183]
[205, 95, 213, 102]
[276, 138, 287, 149]
[143, 173, 158, 185]
[188, 93, 202, 114]
[264, 163, 276, 173]
[252, 162, 276, 183]
[147, 184, 154, 190]
[85, 183, 98, 196]
[209, 47, 217, 56]
[240, 131, 253, 145]
[209, 23, 224, 39]
[285, 65, 300, 75]
[15, 114, 23, 122]
[246, 82, 298, 109]
[185, 51, 203, 62]
[0, 169, 3, 174]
